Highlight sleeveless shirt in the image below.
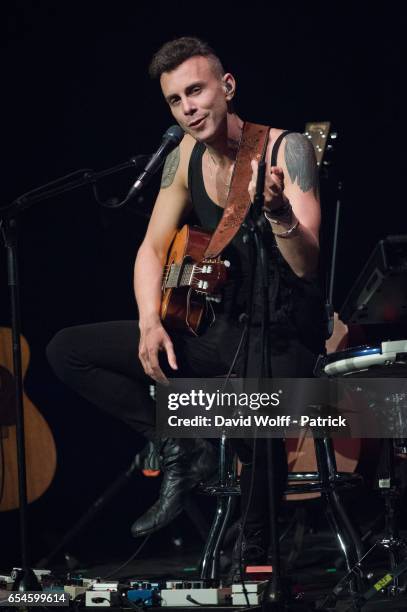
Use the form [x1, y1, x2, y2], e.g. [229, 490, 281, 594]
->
[187, 141, 326, 355]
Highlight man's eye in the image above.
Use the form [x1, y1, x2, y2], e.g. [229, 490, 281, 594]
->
[191, 87, 201, 94]
[169, 98, 180, 106]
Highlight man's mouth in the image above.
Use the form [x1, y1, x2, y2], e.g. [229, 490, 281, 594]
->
[188, 116, 207, 128]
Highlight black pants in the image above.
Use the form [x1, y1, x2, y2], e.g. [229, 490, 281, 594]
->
[47, 317, 317, 435]
[47, 317, 317, 533]
[47, 317, 248, 438]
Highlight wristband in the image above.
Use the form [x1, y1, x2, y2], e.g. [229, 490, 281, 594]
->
[273, 219, 300, 238]
[263, 201, 292, 224]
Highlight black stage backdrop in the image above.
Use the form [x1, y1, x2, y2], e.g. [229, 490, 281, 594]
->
[0, 1, 404, 568]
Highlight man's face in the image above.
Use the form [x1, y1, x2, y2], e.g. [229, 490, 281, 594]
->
[160, 56, 229, 142]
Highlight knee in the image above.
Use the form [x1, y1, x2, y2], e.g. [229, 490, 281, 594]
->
[46, 327, 82, 383]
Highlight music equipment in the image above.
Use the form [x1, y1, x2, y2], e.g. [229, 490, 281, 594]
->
[0, 327, 57, 511]
[160, 225, 229, 334]
[315, 339, 407, 450]
[316, 339, 407, 378]
[315, 339, 407, 607]
[340, 235, 407, 324]
[160, 583, 231, 606]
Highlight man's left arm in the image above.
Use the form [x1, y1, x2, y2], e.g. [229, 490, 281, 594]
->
[249, 132, 320, 279]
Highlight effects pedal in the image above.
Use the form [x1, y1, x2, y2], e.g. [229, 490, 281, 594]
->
[161, 580, 231, 606]
[84, 581, 120, 607]
[85, 590, 121, 607]
[232, 580, 268, 606]
[127, 581, 160, 606]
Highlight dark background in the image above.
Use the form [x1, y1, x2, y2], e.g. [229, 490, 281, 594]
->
[0, 1, 404, 570]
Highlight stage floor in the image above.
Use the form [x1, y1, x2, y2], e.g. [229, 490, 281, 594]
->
[38, 527, 407, 611]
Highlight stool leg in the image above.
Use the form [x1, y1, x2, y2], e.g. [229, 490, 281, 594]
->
[199, 494, 236, 582]
[315, 438, 364, 594]
[199, 435, 236, 583]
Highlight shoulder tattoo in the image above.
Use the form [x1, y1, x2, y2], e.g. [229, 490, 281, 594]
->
[160, 147, 180, 189]
[284, 133, 319, 196]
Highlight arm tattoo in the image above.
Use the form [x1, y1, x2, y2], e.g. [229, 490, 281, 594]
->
[160, 147, 180, 189]
[284, 133, 319, 196]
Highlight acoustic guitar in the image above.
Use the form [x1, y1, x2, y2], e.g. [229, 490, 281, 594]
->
[160, 224, 229, 334]
[0, 327, 57, 511]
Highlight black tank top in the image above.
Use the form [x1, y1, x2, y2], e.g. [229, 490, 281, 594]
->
[187, 140, 326, 354]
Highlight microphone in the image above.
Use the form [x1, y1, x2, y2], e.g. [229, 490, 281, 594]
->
[124, 125, 184, 201]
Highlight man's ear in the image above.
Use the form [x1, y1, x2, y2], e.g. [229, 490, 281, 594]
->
[222, 74, 235, 99]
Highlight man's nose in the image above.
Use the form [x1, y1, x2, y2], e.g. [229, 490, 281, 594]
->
[181, 97, 196, 115]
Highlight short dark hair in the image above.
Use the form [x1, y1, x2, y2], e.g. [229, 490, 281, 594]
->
[149, 36, 224, 79]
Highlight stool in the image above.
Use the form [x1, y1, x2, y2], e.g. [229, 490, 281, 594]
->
[286, 437, 364, 571]
[198, 434, 364, 585]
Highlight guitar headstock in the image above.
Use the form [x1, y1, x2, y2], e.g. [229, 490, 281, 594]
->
[304, 121, 337, 170]
[192, 259, 229, 295]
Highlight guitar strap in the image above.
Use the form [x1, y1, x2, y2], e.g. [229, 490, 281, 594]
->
[204, 121, 270, 259]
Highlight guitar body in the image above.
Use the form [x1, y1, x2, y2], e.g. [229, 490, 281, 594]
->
[0, 327, 57, 511]
[160, 225, 228, 334]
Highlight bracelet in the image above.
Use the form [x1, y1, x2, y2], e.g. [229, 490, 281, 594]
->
[273, 219, 300, 239]
[263, 202, 292, 225]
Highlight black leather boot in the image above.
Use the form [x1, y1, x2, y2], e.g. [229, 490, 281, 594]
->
[131, 438, 217, 537]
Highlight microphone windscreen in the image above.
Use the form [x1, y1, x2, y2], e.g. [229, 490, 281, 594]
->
[164, 125, 184, 144]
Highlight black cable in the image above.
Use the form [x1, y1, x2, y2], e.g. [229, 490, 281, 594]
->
[100, 534, 151, 580]
[232, 156, 270, 606]
[231, 217, 261, 607]
[0, 434, 5, 504]
[241, 219, 258, 381]
[121, 594, 147, 610]
[236, 438, 257, 608]
[0, 168, 94, 218]
[186, 594, 219, 606]
[221, 323, 248, 384]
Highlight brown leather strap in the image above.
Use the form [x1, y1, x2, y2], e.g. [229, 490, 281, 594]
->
[204, 121, 270, 259]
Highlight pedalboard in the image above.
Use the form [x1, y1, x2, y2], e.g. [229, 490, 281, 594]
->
[1, 570, 276, 608]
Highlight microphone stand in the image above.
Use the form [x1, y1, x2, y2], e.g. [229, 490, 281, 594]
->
[0, 154, 147, 590]
[245, 162, 314, 611]
[254, 162, 285, 610]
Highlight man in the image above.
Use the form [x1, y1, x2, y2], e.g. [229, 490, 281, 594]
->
[47, 37, 325, 573]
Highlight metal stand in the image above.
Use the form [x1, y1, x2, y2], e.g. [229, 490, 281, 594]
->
[0, 154, 147, 585]
[199, 433, 239, 582]
[314, 437, 364, 602]
[362, 438, 407, 586]
[0, 217, 41, 591]
[200, 160, 289, 608]
[321, 437, 407, 609]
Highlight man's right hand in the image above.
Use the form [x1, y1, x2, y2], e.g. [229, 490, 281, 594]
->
[138, 321, 178, 384]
